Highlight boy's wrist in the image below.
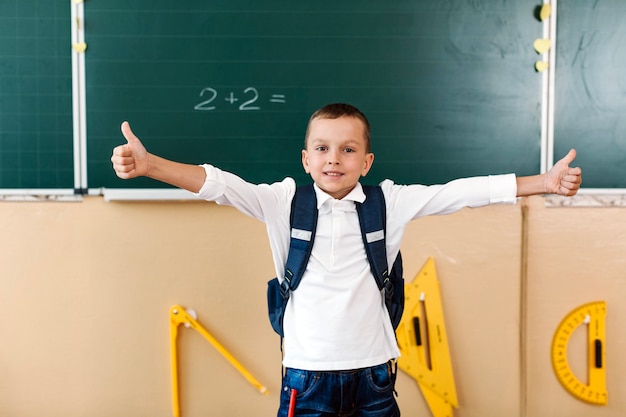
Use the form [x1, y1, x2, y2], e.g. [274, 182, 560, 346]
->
[516, 174, 547, 197]
[145, 153, 155, 178]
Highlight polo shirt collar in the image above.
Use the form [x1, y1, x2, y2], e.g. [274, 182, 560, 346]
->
[312, 182, 366, 209]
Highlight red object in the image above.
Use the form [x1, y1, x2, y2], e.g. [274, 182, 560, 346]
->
[288, 389, 297, 417]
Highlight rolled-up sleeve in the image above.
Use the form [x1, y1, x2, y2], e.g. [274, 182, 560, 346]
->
[193, 164, 227, 201]
[488, 173, 517, 204]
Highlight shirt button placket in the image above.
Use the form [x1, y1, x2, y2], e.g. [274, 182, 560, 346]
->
[331, 201, 341, 264]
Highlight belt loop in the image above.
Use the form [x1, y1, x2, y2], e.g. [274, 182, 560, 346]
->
[390, 359, 399, 397]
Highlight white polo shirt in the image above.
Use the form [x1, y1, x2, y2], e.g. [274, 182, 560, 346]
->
[195, 165, 517, 371]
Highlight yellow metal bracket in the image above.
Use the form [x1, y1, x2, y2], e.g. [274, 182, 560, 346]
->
[169, 305, 269, 417]
[396, 257, 458, 417]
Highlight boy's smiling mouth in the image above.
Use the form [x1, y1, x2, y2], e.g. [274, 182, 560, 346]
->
[324, 171, 343, 177]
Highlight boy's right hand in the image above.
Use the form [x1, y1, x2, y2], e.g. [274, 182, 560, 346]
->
[111, 121, 149, 179]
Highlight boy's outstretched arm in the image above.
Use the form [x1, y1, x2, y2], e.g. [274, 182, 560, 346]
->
[111, 121, 206, 193]
[516, 149, 582, 197]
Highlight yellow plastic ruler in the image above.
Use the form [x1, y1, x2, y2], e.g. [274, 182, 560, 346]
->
[169, 305, 268, 417]
[551, 301, 607, 405]
[396, 257, 458, 417]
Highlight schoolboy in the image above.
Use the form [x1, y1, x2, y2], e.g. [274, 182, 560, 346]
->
[111, 103, 582, 416]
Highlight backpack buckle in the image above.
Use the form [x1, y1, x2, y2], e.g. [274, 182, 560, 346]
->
[383, 277, 394, 297]
[279, 279, 291, 299]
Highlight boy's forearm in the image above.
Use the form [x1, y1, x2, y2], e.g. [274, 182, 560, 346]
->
[516, 174, 547, 197]
[146, 153, 206, 193]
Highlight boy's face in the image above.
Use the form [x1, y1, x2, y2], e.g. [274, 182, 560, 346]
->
[302, 116, 374, 200]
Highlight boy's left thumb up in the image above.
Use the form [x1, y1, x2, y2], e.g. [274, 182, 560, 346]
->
[121, 121, 141, 145]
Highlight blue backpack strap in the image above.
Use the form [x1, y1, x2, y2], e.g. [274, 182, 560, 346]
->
[356, 185, 405, 330]
[356, 185, 390, 292]
[267, 185, 317, 337]
[282, 184, 318, 294]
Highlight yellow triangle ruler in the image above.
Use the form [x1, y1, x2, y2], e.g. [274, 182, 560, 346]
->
[396, 257, 458, 417]
[551, 301, 607, 405]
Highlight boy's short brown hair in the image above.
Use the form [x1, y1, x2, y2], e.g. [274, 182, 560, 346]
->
[304, 103, 371, 152]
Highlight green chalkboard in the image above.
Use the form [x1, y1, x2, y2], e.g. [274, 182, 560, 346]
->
[85, 1, 543, 190]
[554, 0, 626, 188]
[0, 0, 74, 190]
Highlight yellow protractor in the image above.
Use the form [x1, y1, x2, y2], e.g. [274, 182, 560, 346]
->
[551, 301, 607, 406]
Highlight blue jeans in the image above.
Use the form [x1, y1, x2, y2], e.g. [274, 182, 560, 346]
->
[277, 362, 400, 417]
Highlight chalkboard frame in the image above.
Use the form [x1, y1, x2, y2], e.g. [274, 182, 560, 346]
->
[84, 1, 546, 198]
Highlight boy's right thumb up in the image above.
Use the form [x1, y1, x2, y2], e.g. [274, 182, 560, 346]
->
[121, 121, 140, 145]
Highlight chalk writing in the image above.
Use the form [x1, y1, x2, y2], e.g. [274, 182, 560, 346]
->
[194, 87, 286, 111]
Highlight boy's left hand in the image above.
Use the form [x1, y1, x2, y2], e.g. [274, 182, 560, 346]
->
[545, 149, 582, 196]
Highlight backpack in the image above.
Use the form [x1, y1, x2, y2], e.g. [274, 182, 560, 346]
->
[267, 184, 404, 337]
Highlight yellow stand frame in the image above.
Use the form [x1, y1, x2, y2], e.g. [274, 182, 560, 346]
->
[169, 305, 269, 417]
